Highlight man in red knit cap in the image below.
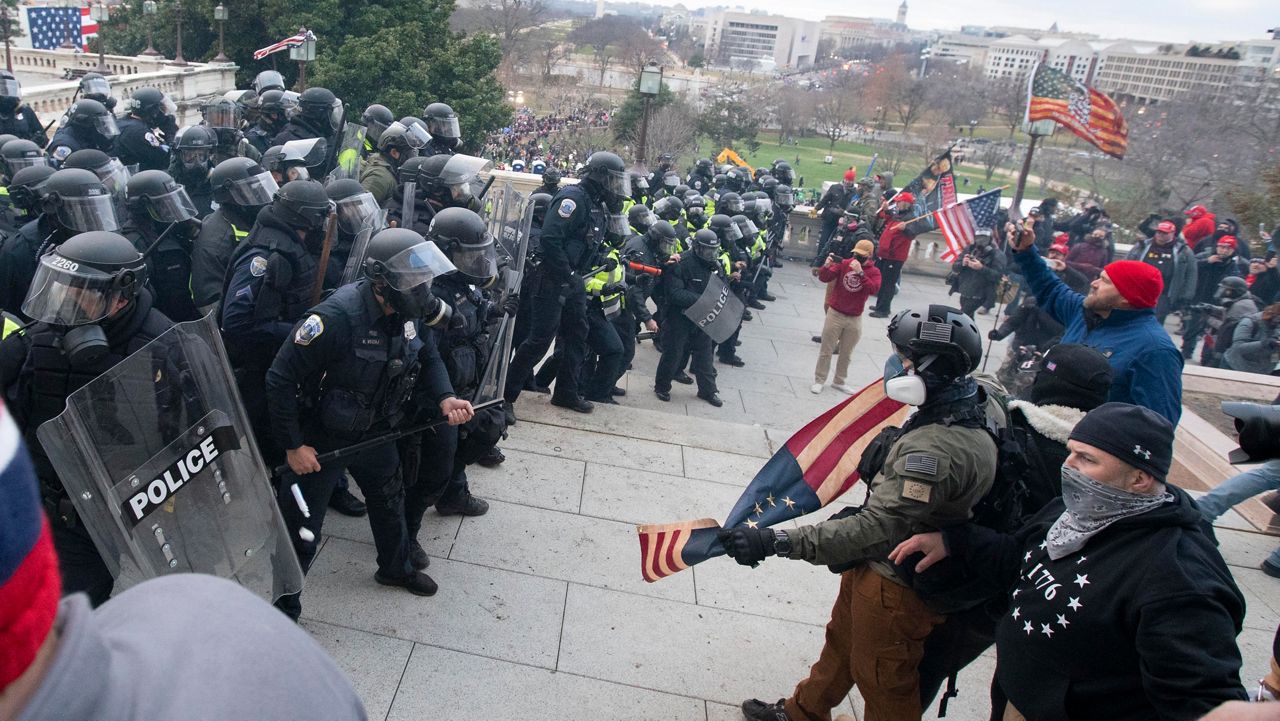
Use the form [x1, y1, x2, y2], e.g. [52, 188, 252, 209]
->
[1010, 223, 1184, 425]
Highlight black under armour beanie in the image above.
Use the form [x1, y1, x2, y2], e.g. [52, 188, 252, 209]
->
[1069, 402, 1174, 481]
[1029, 344, 1114, 411]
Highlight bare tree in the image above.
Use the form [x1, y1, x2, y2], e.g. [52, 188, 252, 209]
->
[618, 28, 662, 74]
[567, 15, 646, 86]
[813, 86, 858, 151]
[990, 78, 1028, 138]
[525, 27, 568, 77]
[976, 141, 1014, 182]
[620, 101, 699, 166]
[477, 0, 547, 58]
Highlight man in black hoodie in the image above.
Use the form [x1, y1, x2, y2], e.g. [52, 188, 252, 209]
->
[892, 403, 1248, 720]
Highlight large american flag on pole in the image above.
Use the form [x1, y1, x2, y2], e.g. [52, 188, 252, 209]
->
[936, 188, 1002, 262]
[1026, 63, 1128, 159]
[28, 6, 98, 51]
[637, 380, 908, 582]
[253, 29, 313, 61]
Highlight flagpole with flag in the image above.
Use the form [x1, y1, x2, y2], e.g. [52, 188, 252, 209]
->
[636, 380, 909, 583]
[933, 187, 1004, 262]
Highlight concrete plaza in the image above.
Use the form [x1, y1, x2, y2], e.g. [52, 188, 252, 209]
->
[300, 261, 1279, 721]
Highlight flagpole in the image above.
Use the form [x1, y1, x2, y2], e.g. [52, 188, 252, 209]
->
[1011, 133, 1041, 214]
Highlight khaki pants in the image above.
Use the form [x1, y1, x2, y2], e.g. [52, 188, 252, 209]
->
[785, 566, 945, 721]
[814, 308, 862, 386]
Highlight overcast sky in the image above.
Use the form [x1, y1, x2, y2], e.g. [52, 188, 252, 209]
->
[654, 0, 1276, 44]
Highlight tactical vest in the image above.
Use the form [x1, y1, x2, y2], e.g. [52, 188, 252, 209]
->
[228, 225, 321, 328]
[585, 248, 624, 318]
[435, 275, 489, 397]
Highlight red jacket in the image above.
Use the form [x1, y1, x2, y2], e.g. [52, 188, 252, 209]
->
[877, 220, 915, 261]
[1182, 212, 1216, 247]
[817, 257, 882, 316]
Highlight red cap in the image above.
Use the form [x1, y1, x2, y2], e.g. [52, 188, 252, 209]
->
[843, 169, 856, 182]
[1054, 232, 1070, 244]
[896, 192, 915, 205]
[1184, 205, 1207, 219]
[1156, 221, 1177, 234]
[1103, 260, 1164, 309]
[1217, 235, 1238, 249]
[1049, 241, 1070, 256]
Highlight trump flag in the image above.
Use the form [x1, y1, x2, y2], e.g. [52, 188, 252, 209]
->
[637, 380, 909, 582]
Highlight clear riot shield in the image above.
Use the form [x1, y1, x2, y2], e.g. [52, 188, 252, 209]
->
[36, 314, 303, 603]
[327, 121, 367, 182]
[474, 182, 533, 403]
[339, 210, 387, 285]
[440, 154, 495, 202]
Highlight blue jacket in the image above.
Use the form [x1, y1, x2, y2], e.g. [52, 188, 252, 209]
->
[1014, 247, 1183, 425]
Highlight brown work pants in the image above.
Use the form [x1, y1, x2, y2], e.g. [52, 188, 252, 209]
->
[785, 565, 945, 721]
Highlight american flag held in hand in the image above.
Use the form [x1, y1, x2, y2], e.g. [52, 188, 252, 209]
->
[254, 29, 315, 61]
[935, 188, 1003, 262]
[28, 5, 98, 51]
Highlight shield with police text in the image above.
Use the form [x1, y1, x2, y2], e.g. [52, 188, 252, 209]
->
[36, 314, 303, 603]
[683, 273, 746, 344]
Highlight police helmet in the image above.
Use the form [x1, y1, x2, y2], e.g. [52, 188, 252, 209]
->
[273, 179, 334, 231]
[716, 191, 744, 215]
[773, 183, 794, 208]
[124, 87, 175, 122]
[361, 104, 393, 145]
[67, 99, 119, 139]
[125, 170, 198, 225]
[653, 195, 683, 222]
[174, 125, 217, 171]
[253, 70, 286, 94]
[647, 219, 678, 256]
[326, 178, 381, 235]
[378, 120, 428, 159]
[209, 157, 277, 207]
[78, 72, 113, 109]
[530, 192, 553, 226]
[692, 228, 720, 262]
[22, 231, 146, 328]
[582, 151, 629, 202]
[62, 148, 129, 198]
[887, 305, 983, 378]
[0, 70, 19, 103]
[41, 168, 118, 232]
[542, 167, 561, 187]
[1, 139, 49, 174]
[708, 213, 741, 244]
[732, 214, 757, 240]
[427, 207, 497, 286]
[363, 227, 456, 319]
[628, 203, 655, 233]
[298, 87, 341, 132]
[695, 158, 713, 175]
[0, 134, 17, 151]
[9, 164, 55, 211]
[423, 102, 461, 142]
[759, 176, 779, 195]
[202, 97, 241, 130]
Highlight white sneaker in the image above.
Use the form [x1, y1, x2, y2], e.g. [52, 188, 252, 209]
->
[810, 383, 824, 394]
[832, 384, 855, 394]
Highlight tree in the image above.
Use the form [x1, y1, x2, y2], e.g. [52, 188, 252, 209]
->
[1226, 163, 1280, 241]
[990, 79, 1028, 138]
[524, 27, 569, 77]
[470, 0, 547, 62]
[976, 141, 1014, 182]
[687, 52, 704, 69]
[696, 91, 761, 152]
[813, 85, 858, 151]
[567, 15, 646, 86]
[889, 69, 931, 137]
[611, 79, 675, 142]
[617, 100, 697, 166]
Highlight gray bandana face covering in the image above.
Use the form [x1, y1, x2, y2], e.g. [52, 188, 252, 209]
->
[1045, 465, 1173, 560]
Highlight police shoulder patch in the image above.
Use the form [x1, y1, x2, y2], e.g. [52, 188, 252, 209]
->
[249, 255, 269, 277]
[52, 146, 71, 161]
[403, 320, 417, 340]
[294, 314, 324, 345]
[144, 131, 162, 147]
[557, 198, 576, 218]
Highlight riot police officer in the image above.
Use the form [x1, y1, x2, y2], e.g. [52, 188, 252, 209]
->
[360, 120, 426, 206]
[687, 158, 714, 195]
[114, 88, 179, 172]
[253, 69, 286, 94]
[0, 163, 54, 235]
[169, 125, 216, 217]
[421, 102, 461, 157]
[62, 148, 131, 220]
[628, 203, 655, 236]
[202, 97, 261, 165]
[77, 72, 116, 110]
[707, 213, 748, 367]
[503, 150, 630, 416]
[512, 192, 552, 350]
[325, 178, 383, 272]
[273, 87, 341, 148]
[268, 227, 472, 617]
[621, 220, 677, 369]
[0, 168, 118, 316]
[190, 157, 277, 314]
[0, 71, 47, 146]
[360, 103, 394, 157]
[1, 139, 50, 179]
[535, 167, 561, 197]
[654, 228, 723, 406]
[0, 231, 173, 604]
[121, 170, 202, 322]
[246, 89, 292, 154]
[47, 99, 118, 164]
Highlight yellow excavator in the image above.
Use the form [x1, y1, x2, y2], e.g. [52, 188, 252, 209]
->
[715, 148, 753, 174]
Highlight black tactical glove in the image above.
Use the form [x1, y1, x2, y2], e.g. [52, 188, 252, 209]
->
[718, 527, 777, 567]
[501, 293, 520, 317]
[601, 256, 619, 273]
[987, 329, 1000, 340]
[601, 282, 626, 296]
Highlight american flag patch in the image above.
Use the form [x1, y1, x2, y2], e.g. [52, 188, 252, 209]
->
[919, 322, 953, 344]
[904, 453, 939, 476]
[1046, 361, 1057, 371]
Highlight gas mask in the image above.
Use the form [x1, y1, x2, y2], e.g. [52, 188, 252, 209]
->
[0, 96, 18, 114]
[883, 353, 927, 406]
[60, 324, 110, 367]
[383, 282, 453, 328]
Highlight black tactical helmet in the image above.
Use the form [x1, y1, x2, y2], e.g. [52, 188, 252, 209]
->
[1215, 275, 1249, 301]
[9, 164, 55, 213]
[396, 156, 431, 189]
[0, 70, 18, 103]
[887, 305, 983, 378]
[225, 88, 258, 118]
[773, 183, 794, 207]
[273, 179, 333, 231]
[427, 206, 497, 285]
[253, 70, 286, 94]
[716, 191, 743, 215]
[210, 157, 277, 207]
[0, 134, 17, 151]
[582, 151, 629, 202]
[125, 170, 198, 224]
[647, 219, 678, 256]
[363, 227, 456, 319]
[732, 214, 757, 241]
[175, 125, 217, 171]
[201, 97, 241, 130]
[362, 104, 394, 145]
[326, 178, 381, 234]
[712, 173, 726, 188]
[695, 158, 713, 175]
[22, 231, 146, 328]
[628, 203, 655, 233]
[542, 167, 561, 187]
[530, 192, 553, 226]
[124, 87, 173, 121]
[63, 148, 130, 198]
[1, 139, 48, 174]
[77, 72, 113, 109]
[653, 195, 683, 222]
[708, 214, 741, 244]
[692, 228, 720, 262]
[66, 99, 119, 138]
[41, 168, 118, 232]
[257, 89, 289, 116]
[759, 176, 779, 194]
[673, 183, 690, 199]
[377, 120, 427, 160]
[773, 160, 794, 184]
[423, 102, 461, 141]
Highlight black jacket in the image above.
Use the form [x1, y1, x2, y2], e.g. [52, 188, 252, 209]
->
[539, 184, 605, 287]
[990, 298, 1063, 348]
[662, 253, 719, 314]
[113, 115, 175, 172]
[943, 486, 1247, 720]
[0, 104, 48, 146]
[190, 204, 257, 312]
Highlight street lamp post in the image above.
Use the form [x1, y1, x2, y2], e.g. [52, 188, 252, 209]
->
[635, 61, 662, 165]
[171, 0, 187, 66]
[212, 4, 228, 62]
[1, 4, 12, 71]
[90, 2, 109, 72]
[141, 0, 159, 56]
[289, 30, 315, 90]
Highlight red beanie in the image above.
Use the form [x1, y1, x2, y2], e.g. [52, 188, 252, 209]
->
[1217, 235, 1238, 249]
[843, 169, 856, 182]
[1103, 260, 1163, 309]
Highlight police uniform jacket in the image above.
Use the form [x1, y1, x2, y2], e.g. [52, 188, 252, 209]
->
[47, 125, 109, 166]
[271, 117, 326, 147]
[662, 252, 720, 315]
[0, 215, 57, 317]
[621, 234, 661, 324]
[539, 184, 604, 290]
[430, 272, 492, 398]
[245, 123, 279, 155]
[190, 205, 256, 313]
[0, 104, 48, 146]
[264, 280, 454, 451]
[113, 115, 174, 172]
[122, 214, 200, 323]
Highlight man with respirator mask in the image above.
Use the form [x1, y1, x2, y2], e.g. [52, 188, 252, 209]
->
[889, 402, 1248, 719]
[722, 304, 999, 721]
[266, 227, 474, 618]
[120, 169, 203, 322]
[0, 231, 173, 603]
[0, 70, 47, 146]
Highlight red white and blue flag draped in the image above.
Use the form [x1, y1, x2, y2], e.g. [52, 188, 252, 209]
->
[935, 188, 1004, 262]
[28, 5, 97, 51]
[254, 30, 314, 61]
[637, 381, 908, 583]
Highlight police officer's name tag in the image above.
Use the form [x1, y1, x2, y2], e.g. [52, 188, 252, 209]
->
[120, 426, 240, 527]
[558, 198, 576, 218]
